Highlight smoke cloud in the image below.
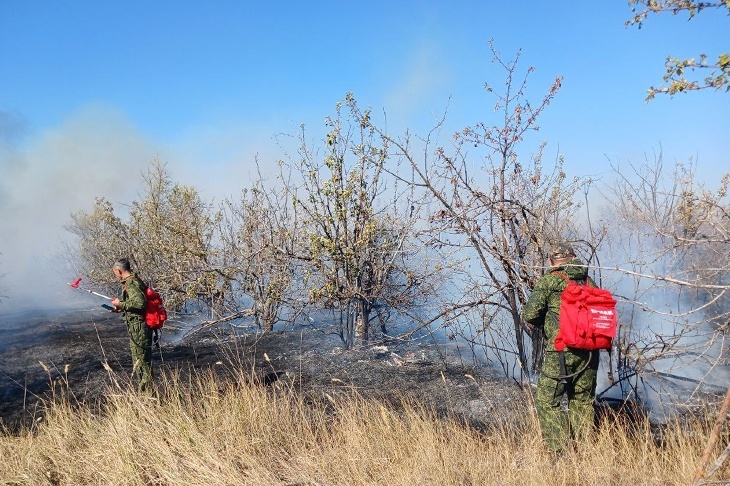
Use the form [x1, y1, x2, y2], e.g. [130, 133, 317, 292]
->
[0, 106, 155, 314]
[0, 105, 286, 317]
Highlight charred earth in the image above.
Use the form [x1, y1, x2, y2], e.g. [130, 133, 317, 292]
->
[0, 308, 528, 433]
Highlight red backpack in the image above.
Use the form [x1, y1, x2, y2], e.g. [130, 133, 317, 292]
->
[552, 272, 617, 352]
[144, 286, 167, 330]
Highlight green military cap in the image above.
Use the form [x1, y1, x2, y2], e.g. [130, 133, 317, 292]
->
[550, 242, 575, 260]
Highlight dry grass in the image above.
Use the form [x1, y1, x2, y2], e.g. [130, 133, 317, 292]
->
[0, 368, 726, 486]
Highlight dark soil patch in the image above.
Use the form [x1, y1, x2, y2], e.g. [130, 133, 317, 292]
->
[0, 309, 528, 433]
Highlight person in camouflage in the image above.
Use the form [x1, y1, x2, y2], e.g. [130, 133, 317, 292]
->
[111, 258, 153, 392]
[522, 243, 600, 452]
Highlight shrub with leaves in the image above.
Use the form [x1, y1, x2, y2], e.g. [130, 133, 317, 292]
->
[67, 158, 222, 312]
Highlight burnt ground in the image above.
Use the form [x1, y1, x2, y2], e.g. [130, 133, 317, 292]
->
[0, 308, 528, 433]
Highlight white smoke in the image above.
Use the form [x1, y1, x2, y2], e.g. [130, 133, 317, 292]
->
[0, 106, 155, 314]
[0, 105, 286, 316]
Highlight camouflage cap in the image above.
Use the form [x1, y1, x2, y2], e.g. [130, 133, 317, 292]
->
[550, 242, 575, 260]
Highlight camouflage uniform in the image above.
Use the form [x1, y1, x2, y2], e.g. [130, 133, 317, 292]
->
[522, 258, 599, 452]
[117, 274, 153, 392]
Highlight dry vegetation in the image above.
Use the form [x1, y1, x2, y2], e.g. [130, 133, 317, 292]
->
[0, 366, 725, 486]
[45, 25, 730, 486]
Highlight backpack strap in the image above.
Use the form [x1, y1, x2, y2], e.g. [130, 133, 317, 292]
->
[544, 350, 593, 385]
[551, 270, 588, 286]
[124, 275, 150, 295]
[131, 274, 148, 290]
[558, 350, 569, 385]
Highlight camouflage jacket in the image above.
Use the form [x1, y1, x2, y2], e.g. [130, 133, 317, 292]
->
[521, 259, 595, 345]
[118, 274, 147, 325]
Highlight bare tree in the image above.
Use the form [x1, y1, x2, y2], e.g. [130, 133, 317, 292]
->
[218, 170, 300, 332]
[604, 155, 730, 404]
[347, 42, 596, 379]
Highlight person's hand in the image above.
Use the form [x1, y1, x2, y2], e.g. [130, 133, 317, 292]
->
[111, 297, 121, 311]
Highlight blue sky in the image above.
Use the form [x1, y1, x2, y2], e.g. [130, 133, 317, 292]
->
[0, 1, 728, 310]
[2, 2, 728, 171]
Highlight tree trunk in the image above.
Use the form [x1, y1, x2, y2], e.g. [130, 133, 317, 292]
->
[513, 316, 527, 377]
[531, 330, 545, 376]
[508, 290, 529, 378]
[262, 298, 275, 333]
[354, 298, 369, 346]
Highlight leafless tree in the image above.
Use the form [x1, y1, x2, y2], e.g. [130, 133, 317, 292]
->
[347, 42, 597, 380]
[217, 168, 301, 332]
[603, 155, 730, 404]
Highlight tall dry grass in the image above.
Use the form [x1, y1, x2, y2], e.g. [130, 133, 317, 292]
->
[0, 367, 726, 485]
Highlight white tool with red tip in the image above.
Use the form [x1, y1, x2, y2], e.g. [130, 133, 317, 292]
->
[68, 277, 112, 300]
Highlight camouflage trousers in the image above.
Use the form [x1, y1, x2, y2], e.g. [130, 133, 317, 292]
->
[535, 348, 599, 452]
[127, 319, 153, 393]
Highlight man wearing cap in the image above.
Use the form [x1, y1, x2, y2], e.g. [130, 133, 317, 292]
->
[522, 243, 600, 452]
[111, 257, 153, 392]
